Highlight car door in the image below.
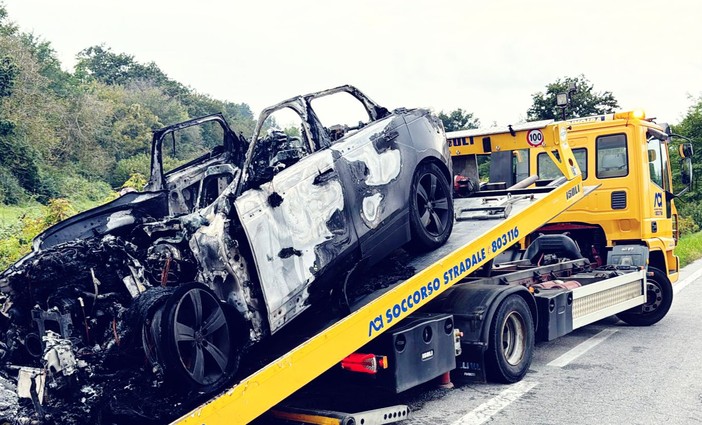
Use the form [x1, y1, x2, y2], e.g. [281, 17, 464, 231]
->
[331, 115, 415, 264]
[235, 140, 357, 334]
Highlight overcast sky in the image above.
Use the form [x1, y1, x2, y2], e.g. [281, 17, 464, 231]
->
[4, 0, 702, 126]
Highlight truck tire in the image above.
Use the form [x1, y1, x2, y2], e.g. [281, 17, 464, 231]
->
[485, 295, 534, 383]
[408, 163, 454, 252]
[616, 267, 673, 326]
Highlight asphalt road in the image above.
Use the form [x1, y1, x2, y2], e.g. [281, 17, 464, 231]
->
[408, 259, 702, 425]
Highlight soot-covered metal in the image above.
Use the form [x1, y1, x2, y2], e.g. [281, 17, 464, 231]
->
[0, 86, 453, 423]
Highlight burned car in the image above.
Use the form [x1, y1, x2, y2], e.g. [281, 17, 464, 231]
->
[0, 85, 453, 423]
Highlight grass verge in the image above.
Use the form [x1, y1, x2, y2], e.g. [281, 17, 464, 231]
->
[676, 230, 702, 268]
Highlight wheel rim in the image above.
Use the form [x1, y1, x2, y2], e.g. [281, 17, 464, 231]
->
[501, 311, 526, 366]
[416, 172, 450, 236]
[171, 287, 231, 385]
[642, 281, 663, 313]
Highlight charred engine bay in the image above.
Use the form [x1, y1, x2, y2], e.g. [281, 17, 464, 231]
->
[0, 233, 206, 424]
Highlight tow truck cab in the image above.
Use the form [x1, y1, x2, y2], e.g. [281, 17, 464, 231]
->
[449, 110, 693, 289]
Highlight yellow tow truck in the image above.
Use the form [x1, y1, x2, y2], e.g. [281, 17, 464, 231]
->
[170, 116, 676, 425]
[449, 110, 693, 326]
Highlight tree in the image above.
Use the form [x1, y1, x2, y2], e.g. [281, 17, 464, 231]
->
[75, 45, 188, 98]
[438, 108, 480, 132]
[0, 3, 18, 36]
[0, 4, 259, 206]
[0, 55, 17, 98]
[671, 96, 702, 226]
[527, 75, 619, 121]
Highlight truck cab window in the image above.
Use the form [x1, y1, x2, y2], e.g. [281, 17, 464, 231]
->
[538, 148, 587, 180]
[596, 134, 628, 178]
[647, 136, 669, 191]
[513, 149, 530, 183]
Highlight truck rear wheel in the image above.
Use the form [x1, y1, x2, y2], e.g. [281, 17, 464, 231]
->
[616, 267, 673, 326]
[485, 295, 534, 383]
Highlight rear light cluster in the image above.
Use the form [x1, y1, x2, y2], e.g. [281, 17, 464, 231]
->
[340, 353, 388, 375]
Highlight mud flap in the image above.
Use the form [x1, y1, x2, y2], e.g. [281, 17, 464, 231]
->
[453, 343, 488, 383]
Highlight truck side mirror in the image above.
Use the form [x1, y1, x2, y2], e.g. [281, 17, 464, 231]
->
[679, 143, 694, 159]
[681, 157, 693, 186]
[647, 128, 669, 142]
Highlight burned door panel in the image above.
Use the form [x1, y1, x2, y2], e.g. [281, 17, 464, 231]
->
[235, 149, 356, 333]
[332, 116, 416, 263]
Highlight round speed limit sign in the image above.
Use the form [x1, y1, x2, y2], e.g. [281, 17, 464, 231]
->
[526, 129, 544, 147]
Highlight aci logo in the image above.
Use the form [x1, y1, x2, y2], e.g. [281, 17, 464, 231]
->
[654, 192, 663, 208]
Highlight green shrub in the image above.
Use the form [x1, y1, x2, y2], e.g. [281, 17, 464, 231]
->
[677, 200, 702, 230]
[679, 215, 699, 236]
[34, 167, 62, 203]
[0, 165, 27, 204]
[121, 172, 147, 191]
[112, 153, 150, 187]
[0, 198, 78, 271]
[57, 175, 113, 203]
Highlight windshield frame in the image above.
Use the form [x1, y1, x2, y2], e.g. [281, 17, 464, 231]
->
[145, 113, 245, 192]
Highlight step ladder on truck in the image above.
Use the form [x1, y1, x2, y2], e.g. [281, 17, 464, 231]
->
[173, 120, 662, 425]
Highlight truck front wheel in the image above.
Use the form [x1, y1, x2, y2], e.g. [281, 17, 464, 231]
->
[485, 295, 534, 383]
[616, 267, 673, 326]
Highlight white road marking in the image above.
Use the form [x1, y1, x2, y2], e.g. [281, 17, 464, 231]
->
[450, 380, 538, 425]
[434, 262, 701, 425]
[673, 264, 702, 295]
[547, 328, 617, 367]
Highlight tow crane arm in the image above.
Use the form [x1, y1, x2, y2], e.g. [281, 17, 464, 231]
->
[173, 123, 583, 425]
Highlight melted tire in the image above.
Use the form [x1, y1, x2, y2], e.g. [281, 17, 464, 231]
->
[408, 162, 454, 252]
[485, 295, 534, 383]
[616, 266, 673, 326]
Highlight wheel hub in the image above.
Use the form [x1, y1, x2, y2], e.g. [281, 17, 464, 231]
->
[160, 285, 233, 386]
[643, 281, 662, 313]
[416, 172, 450, 236]
[502, 311, 526, 366]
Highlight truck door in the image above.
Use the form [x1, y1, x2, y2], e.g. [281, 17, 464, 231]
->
[646, 130, 672, 230]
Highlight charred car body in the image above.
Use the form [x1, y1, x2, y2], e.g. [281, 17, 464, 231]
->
[0, 85, 453, 422]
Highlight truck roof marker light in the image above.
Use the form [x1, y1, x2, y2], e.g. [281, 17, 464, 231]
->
[613, 110, 646, 120]
[340, 353, 388, 374]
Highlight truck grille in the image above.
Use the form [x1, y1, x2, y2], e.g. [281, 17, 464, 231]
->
[573, 280, 642, 319]
[611, 191, 627, 209]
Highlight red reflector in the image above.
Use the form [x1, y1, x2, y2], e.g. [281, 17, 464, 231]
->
[341, 353, 386, 375]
